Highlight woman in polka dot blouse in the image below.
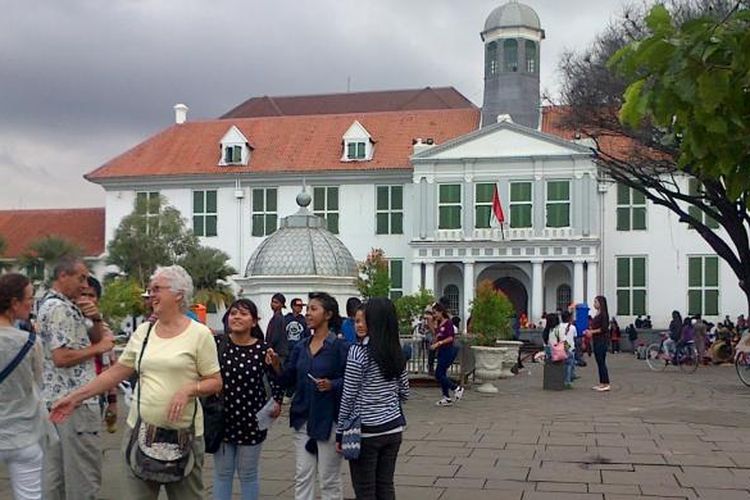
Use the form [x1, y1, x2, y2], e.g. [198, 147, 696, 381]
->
[212, 299, 283, 500]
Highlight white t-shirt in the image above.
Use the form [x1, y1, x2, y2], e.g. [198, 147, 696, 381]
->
[552, 323, 577, 352]
[119, 320, 220, 435]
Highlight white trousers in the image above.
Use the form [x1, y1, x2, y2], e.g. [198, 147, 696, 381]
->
[292, 426, 342, 500]
[0, 443, 44, 500]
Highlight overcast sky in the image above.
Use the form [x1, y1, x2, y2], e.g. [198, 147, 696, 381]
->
[0, 0, 632, 210]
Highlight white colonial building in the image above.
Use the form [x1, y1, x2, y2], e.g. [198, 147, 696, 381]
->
[84, 1, 746, 329]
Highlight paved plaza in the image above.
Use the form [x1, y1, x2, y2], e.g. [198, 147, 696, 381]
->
[4, 354, 750, 499]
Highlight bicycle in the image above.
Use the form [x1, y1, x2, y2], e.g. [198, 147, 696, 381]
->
[735, 350, 750, 387]
[646, 332, 699, 373]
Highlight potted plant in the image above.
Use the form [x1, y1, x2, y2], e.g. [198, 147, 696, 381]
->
[468, 280, 520, 393]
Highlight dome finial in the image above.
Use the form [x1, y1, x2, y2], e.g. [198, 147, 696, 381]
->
[296, 179, 312, 208]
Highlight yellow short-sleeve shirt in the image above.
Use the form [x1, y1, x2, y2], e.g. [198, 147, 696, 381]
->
[119, 320, 220, 436]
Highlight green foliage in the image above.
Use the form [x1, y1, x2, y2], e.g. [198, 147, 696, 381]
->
[98, 278, 146, 329]
[611, 3, 750, 199]
[179, 246, 236, 310]
[394, 288, 436, 336]
[107, 195, 199, 288]
[19, 236, 83, 282]
[356, 248, 391, 299]
[468, 280, 514, 346]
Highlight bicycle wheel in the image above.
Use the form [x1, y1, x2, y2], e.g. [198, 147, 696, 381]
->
[646, 343, 667, 371]
[678, 344, 699, 373]
[736, 353, 750, 387]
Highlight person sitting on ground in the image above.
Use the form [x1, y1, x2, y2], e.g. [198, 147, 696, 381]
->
[634, 315, 644, 329]
[643, 315, 653, 329]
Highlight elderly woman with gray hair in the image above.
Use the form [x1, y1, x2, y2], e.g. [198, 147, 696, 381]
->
[50, 265, 222, 500]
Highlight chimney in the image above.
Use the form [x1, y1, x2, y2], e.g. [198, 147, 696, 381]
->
[412, 138, 435, 155]
[174, 103, 189, 124]
[497, 114, 513, 124]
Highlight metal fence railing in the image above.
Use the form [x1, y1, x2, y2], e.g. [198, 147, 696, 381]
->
[400, 337, 463, 378]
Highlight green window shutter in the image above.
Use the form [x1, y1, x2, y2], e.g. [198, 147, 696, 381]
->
[617, 184, 629, 205]
[688, 206, 702, 227]
[632, 258, 646, 287]
[688, 290, 702, 316]
[252, 189, 264, 212]
[475, 206, 491, 228]
[376, 186, 389, 211]
[706, 216, 720, 230]
[617, 289, 630, 315]
[632, 207, 647, 230]
[391, 186, 403, 210]
[347, 142, 356, 159]
[510, 205, 531, 228]
[632, 190, 646, 205]
[193, 216, 204, 237]
[328, 214, 339, 234]
[193, 191, 204, 214]
[439, 185, 461, 203]
[313, 188, 325, 211]
[704, 257, 719, 287]
[616, 258, 630, 287]
[688, 178, 699, 196]
[224, 147, 232, 163]
[704, 290, 719, 316]
[546, 203, 569, 227]
[205, 216, 217, 237]
[511, 182, 531, 202]
[328, 188, 339, 210]
[390, 260, 403, 289]
[616, 207, 630, 231]
[206, 190, 217, 213]
[266, 189, 277, 212]
[376, 213, 389, 234]
[252, 214, 264, 237]
[439, 207, 461, 229]
[632, 290, 647, 316]
[475, 184, 494, 203]
[356, 142, 366, 159]
[266, 214, 277, 235]
[391, 213, 403, 234]
[547, 181, 569, 201]
[688, 257, 702, 287]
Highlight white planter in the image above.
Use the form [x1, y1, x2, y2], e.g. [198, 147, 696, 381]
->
[471, 345, 508, 393]
[496, 340, 523, 378]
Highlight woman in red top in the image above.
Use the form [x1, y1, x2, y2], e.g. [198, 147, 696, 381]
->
[429, 303, 464, 406]
[584, 296, 611, 391]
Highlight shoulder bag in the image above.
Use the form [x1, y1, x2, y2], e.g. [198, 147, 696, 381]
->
[551, 326, 567, 363]
[125, 322, 198, 483]
[202, 334, 229, 454]
[340, 344, 364, 460]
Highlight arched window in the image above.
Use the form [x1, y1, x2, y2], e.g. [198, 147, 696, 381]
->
[504, 39, 518, 72]
[525, 40, 537, 73]
[443, 285, 460, 316]
[556, 284, 572, 312]
[485, 42, 498, 77]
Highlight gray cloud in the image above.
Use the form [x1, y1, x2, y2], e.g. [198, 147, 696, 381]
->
[0, 0, 630, 209]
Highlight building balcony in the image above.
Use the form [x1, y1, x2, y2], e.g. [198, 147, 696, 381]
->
[433, 227, 577, 242]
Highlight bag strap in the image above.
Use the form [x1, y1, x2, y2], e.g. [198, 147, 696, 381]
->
[0, 330, 36, 385]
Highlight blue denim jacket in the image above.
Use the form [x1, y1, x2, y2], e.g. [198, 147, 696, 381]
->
[274, 332, 349, 441]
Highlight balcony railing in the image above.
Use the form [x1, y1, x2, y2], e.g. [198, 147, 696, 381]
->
[435, 227, 577, 241]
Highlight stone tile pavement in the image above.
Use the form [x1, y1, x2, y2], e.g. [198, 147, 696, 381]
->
[4, 355, 750, 499]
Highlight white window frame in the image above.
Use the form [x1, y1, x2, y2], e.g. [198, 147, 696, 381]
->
[251, 188, 278, 237]
[616, 184, 647, 231]
[509, 181, 533, 229]
[313, 186, 340, 234]
[375, 185, 404, 235]
[192, 190, 218, 237]
[136, 191, 160, 234]
[438, 183, 462, 230]
[616, 255, 648, 316]
[687, 255, 720, 316]
[545, 180, 571, 228]
[388, 259, 404, 300]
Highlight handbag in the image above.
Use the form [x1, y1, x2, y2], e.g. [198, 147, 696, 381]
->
[0, 330, 36, 385]
[125, 322, 197, 483]
[550, 326, 568, 363]
[202, 334, 229, 454]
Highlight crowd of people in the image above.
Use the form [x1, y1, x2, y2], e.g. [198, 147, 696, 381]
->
[0, 257, 413, 500]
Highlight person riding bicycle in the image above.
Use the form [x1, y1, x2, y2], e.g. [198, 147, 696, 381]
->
[663, 310, 683, 358]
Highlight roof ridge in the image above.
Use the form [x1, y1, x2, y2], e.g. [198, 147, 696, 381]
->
[0, 207, 104, 214]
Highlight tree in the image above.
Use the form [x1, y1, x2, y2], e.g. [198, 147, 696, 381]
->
[468, 280, 514, 346]
[107, 195, 199, 288]
[98, 278, 146, 329]
[558, 0, 750, 314]
[179, 246, 236, 311]
[356, 248, 391, 299]
[20, 235, 83, 281]
[394, 288, 435, 336]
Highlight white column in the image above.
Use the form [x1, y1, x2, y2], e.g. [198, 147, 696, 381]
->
[425, 262, 436, 295]
[531, 260, 544, 323]
[411, 262, 423, 293]
[586, 261, 598, 306]
[463, 261, 475, 322]
[573, 260, 585, 305]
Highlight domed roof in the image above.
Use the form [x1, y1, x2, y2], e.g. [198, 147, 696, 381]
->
[244, 191, 357, 278]
[484, 1, 541, 32]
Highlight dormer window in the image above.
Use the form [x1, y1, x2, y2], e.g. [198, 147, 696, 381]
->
[218, 125, 252, 166]
[341, 120, 373, 162]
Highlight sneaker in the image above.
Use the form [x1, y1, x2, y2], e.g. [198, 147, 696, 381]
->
[453, 386, 465, 402]
[595, 385, 611, 392]
[591, 385, 602, 390]
[435, 397, 453, 407]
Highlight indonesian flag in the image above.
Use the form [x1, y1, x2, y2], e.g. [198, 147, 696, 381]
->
[490, 183, 506, 239]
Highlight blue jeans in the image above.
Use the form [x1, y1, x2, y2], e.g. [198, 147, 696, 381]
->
[213, 441, 263, 500]
[435, 345, 458, 398]
[565, 351, 576, 385]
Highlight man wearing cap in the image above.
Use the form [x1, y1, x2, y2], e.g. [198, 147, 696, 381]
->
[267, 293, 289, 366]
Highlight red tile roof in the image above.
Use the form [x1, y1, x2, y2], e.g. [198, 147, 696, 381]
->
[221, 87, 476, 119]
[0, 208, 105, 259]
[86, 108, 480, 181]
